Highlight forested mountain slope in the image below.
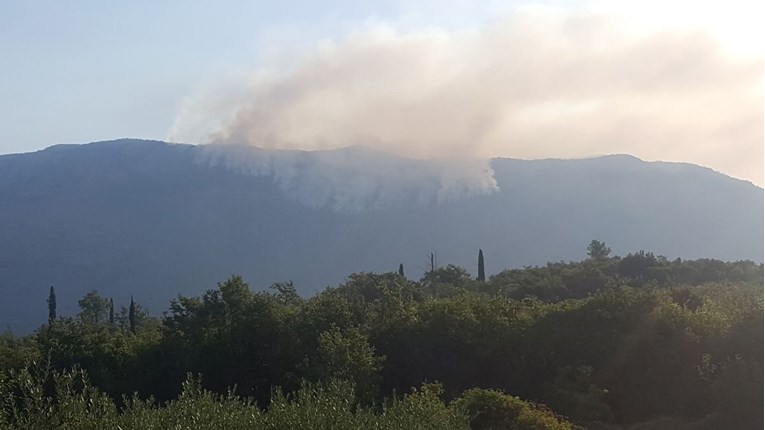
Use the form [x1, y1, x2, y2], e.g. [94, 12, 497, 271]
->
[0, 139, 761, 331]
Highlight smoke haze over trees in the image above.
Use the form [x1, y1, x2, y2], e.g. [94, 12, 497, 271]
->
[0, 140, 761, 333]
[1, 2, 762, 427]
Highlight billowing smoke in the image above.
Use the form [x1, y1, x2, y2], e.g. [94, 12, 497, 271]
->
[170, 5, 762, 211]
[200, 144, 497, 213]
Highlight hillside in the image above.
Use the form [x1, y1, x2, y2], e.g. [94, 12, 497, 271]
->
[0, 139, 761, 332]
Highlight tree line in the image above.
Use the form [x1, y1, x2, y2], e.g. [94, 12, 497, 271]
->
[1, 243, 762, 429]
[47, 288, 143, 334]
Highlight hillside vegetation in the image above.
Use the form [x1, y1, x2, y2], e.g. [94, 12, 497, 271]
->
[2, 140, 762, 333]
[1, 245, 762, 429]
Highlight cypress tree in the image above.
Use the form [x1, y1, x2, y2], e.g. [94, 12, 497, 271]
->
[430, 253, 435, 272]
[398, 263, 405, 277]
[129, 296, 136, 334]
[109, 298, 115, 325]
[47, 286, 57, 324]
[478, 249, 486, 282]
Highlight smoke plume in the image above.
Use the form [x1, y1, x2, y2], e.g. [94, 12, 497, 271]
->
[170, 5, 762, 211]
[200, 144, 497, 213]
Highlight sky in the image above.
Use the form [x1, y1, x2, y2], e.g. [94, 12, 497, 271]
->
[1, 0, 762, 185]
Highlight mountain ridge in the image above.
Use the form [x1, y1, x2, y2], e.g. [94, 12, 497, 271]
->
[13, 139, 759, 189]
[0, 139, 761, 332]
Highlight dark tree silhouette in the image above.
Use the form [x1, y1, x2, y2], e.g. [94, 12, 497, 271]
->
[478, 249, 486, 282]
[47, 286, 56, 324]
[398, 264, 405, 277]
[129, 296, 136, 334]
[109, 298, 115, 325]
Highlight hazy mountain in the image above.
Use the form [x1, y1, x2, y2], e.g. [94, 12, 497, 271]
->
[1, 139, 761, 332]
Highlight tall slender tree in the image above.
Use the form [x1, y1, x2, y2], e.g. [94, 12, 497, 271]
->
[430, 253, 435, 272]
[128, 296, 136, 334]
[477, 249, 486, 282]
[47, 286, 57, 324]
[109, 298, 115, 325]
[398, 264, 405, 277]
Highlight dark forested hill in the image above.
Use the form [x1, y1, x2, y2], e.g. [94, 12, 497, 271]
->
[0, 139, 761, 332]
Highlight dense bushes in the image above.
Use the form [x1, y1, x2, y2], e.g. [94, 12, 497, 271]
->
[0, 366, 467, 430]
[452, 388, 571, 430]
[0, 254, 761, 429]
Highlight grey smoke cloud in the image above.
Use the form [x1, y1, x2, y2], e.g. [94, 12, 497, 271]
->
[201, 144, 498, 213]
[170, 6, 763, 202]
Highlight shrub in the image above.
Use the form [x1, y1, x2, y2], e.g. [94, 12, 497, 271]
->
[452, 388, 572, 430]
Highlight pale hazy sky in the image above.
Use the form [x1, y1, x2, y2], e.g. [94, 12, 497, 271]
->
[1, 0, 762, 185]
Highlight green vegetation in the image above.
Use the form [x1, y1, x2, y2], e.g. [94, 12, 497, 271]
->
[0, 245, 761, 429]
[47, 287, 56, 324]
[0, 366, 467, 430]
[477, 249, 486, 282]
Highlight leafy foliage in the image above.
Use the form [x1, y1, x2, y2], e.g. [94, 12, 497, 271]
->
[0, 250, 761, 428]
[453, 388, 571, 430]
[0, 366, 467, 430]
[587, 240, 611, 261]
